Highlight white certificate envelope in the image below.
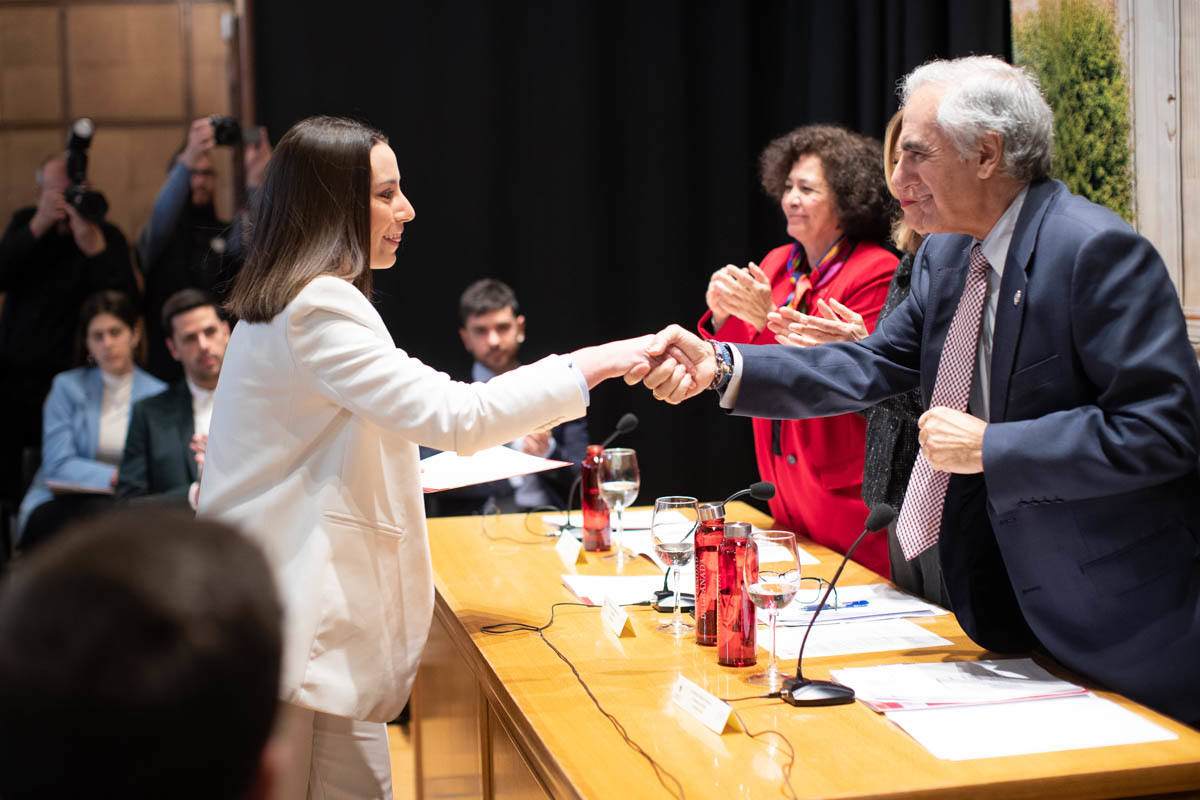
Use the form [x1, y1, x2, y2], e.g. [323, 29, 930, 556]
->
[420, 445, 570, 493]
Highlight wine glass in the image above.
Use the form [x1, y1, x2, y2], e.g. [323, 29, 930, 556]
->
[745, 530, 801, 690]
[600, 448, 639, 567]
[651, 495, 700, 637]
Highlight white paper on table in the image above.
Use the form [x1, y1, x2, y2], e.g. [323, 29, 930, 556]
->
[541, 507, 682, 531]
[830, 658, 1087, 711]
[776, 583, 949, 627]
[886, 694, 1176, 760]
[767, 618, 952, 660]
[45, 478, 114, 496]
[420, 446, 569, 493]
[561, 574, 662, 606]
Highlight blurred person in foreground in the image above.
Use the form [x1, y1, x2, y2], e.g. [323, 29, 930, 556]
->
[0, 153, 136, 506]
[16, 290, 164, 550]
[139, 116, 271, 381]
[630, 56, 1200, 727]
[0, 508, 284, 799]
[699, 125, 898, 577]
[197, 115, 657, 796]
[427, 278, 588, 517]
[768, 110, 948, 607]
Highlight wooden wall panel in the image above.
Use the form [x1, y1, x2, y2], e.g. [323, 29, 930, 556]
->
[191, 2, 229, 118]
[0, 128, 61, 222]
[66, 5, 185, 120]
[1181, 0, 1199, 311]
[0, 7, 62, 122]
[87, 125, 187, 244]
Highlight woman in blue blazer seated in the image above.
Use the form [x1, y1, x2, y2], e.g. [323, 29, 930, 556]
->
[17, 290, 165, 550]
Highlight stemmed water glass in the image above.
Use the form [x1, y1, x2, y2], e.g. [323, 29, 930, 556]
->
[745, 530, 801, 690]
[651, 495, 700, 637]
[600, 448, 639, 568]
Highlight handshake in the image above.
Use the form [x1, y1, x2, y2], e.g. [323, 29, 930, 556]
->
[575, 325, 718, 405]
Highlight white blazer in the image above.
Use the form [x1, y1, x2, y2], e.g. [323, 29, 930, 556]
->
[197, 275, 585, 722]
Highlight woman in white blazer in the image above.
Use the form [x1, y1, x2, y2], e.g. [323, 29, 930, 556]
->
[197, 116, 654, 799]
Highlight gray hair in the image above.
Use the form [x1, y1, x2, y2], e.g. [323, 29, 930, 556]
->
[900, 55, 1053, 182]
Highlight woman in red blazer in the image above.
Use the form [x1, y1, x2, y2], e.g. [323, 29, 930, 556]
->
[699, 125, 898, 577]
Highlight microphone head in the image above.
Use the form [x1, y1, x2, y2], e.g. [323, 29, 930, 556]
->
[616, 413, 638, 434]
[749, 481, 775, 501]
[865, 504, 897, 532]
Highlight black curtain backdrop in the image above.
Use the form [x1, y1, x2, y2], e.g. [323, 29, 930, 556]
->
[254, 1, 1009, 513]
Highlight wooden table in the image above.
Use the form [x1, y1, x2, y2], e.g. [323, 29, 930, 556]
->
[412, 503, 1200, 799]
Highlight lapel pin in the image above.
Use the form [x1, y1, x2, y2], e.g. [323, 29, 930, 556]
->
[1013, 289, 1022, 307]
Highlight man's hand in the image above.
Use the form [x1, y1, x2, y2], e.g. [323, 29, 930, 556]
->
[625, 324, 716, 404]
[767, 298, 868, 348]
[64, 204, 105, 256]
[244, 127, 272, 189]
[29, 187, 67, 239]
[520, 429, 552, 457]
[706, 263, 774, 333]
[190, 432, 208, 477]
[179, 118, 215, 170]
[918, 406, 986, 473]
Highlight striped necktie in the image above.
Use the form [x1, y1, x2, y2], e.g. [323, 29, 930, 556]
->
[895, 244, 991, 560]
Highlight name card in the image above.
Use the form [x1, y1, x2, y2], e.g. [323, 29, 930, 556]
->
[601, 595, 636, 638]
[555, 531, 585, 568]
[671, 675, 735, 735]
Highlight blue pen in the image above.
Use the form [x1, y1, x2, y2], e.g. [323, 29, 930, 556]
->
[803, 599, 868, 612]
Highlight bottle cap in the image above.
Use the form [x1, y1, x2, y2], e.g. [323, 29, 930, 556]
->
[699, 502, 725, 522]
[723, 521, 750, 540]
[585, 444, 603, 458]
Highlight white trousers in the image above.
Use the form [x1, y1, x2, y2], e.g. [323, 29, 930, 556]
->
[274, 703, 393, 800]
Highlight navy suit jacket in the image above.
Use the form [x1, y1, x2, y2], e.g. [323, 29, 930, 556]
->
[115, 380, 197, 506]
[732, 178, 1200, 725]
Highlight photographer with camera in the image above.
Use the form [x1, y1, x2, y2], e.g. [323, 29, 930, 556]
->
[139, 116, 269, 381]
[0, 141, 137, 510]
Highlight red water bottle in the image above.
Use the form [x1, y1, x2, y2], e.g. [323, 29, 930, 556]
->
[694, 502, 725, 646]
[580, 444, 611, 551]
[717, 521, 756, 667]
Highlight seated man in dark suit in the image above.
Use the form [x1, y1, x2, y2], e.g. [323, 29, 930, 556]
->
[427, 279, 588, 516]
[0, 508, 283, 800]
[117, 288, 229, 508]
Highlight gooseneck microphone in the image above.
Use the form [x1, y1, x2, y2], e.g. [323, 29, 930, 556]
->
[561, 413, 639, 531]
[780, 504, 897, 707]
[724, 480, 776, 507]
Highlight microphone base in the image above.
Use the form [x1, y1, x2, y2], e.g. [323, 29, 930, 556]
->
[780, 677, 856, 707]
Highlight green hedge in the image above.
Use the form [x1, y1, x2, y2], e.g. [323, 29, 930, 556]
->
[1014, 0, 1133, 221]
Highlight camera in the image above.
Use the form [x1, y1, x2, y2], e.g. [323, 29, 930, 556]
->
[64, 118, 109, 223]
[210, 115, 242, 147]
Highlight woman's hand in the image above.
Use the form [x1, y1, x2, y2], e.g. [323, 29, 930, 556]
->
[767, 297, 867, 348]
[571, 335, 659, 389]
[706, 263, 773, 332]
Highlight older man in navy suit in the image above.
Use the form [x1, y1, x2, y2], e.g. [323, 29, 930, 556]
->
[633, 56, 1200, 726]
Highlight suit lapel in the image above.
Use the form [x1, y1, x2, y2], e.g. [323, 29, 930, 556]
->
[921, 239, 974, 404]
[990, 179, 1056, 421]
[173, 381, 198, 482]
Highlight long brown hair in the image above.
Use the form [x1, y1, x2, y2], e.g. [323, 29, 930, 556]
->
[226, 116, 388, 322]
[74, 290, 142, 368]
